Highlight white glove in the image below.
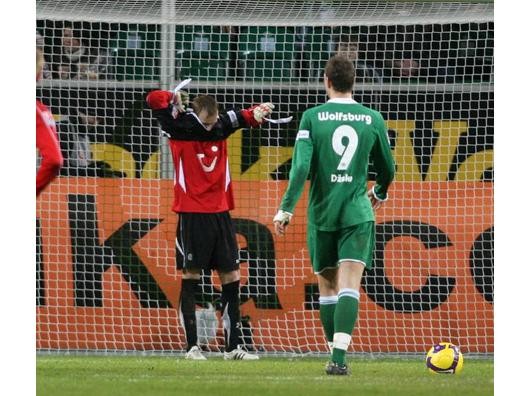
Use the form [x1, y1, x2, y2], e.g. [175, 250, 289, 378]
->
[273, 209, 292, 225]
[253, 102, 275, 123]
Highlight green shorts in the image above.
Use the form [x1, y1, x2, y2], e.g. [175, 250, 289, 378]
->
[307, 221, 375, 274]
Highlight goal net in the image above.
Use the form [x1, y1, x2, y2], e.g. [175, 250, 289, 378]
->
[36, 0, 493, 355]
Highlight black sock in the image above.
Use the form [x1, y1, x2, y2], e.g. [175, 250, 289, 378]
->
[221, 280, 242, 352]
[179, 278, 199, 351]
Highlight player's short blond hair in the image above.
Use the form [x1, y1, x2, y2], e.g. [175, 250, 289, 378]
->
[192, 95, 218, 116]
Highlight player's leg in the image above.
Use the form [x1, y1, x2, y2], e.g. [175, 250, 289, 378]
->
[309, 227, 339, 353]
[329, 221, 375, 374]
[180, 269, 205, 360]
[215, 212, 258, 360]
[218, 270, 258, 360]
[330, 261, 363, 369]
[317, 269, 338, 352]
[176, 213, 213, 360]
[218, 269, 241, 352]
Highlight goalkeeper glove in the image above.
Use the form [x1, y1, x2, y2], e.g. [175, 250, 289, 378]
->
[253, 102, 274, 123]
[146, 90, 190, 118]
[241, 102, 275, 128]
[173, 90, 189, 113]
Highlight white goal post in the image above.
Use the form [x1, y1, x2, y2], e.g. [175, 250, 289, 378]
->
[36, 0, 493, 355]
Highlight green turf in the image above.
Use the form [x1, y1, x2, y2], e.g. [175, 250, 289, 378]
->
[37, 355, 493, 396]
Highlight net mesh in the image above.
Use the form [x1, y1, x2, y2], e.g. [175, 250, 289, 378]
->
[37, 0, 493, 25]
[36, 0, 493, 355]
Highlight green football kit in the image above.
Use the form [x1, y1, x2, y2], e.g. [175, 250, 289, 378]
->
[279, 98, 395, 272]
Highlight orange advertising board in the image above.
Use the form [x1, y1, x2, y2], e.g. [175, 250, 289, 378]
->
[36, 178, 493, 353]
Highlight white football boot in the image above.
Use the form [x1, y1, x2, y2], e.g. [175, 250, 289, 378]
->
[223, 345, 259, 360]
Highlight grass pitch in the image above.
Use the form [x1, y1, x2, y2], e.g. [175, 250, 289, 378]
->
[37, 355, 493, 396]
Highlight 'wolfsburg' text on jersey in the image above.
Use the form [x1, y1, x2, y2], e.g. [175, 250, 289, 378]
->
[279, 98, 395, 231]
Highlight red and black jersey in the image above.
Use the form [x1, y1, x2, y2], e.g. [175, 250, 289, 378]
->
[169, 137, 233, 213]
[146, 90, 255, 213]
[36, 100, 63, 196]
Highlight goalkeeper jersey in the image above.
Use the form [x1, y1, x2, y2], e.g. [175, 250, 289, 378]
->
[147, 90, 250, 213]
[279, 98, 395, 231]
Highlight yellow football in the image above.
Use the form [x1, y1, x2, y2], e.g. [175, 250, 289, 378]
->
[425, 342, 464, 374]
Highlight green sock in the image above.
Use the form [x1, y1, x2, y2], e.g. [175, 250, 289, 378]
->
[332, 289, 360, 365]
[319, 296, 337, 345]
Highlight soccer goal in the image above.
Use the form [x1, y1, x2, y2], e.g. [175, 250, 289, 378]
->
[36, 0, 493, 356]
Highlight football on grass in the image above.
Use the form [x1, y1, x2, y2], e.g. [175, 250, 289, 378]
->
[425, 342, 464, 374]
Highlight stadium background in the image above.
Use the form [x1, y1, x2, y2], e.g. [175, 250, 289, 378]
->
[36, 0, 493, 356]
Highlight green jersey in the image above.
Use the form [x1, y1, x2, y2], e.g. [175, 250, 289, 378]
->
[279, 98, 395, 231]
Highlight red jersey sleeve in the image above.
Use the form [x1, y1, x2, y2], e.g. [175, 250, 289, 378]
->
[146, 90, 173, 110]
[36, 101, 63, 196]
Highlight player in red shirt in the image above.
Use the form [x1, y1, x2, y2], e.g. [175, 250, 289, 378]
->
[147, 89, 274, 360]
[36, 48, 63, 196]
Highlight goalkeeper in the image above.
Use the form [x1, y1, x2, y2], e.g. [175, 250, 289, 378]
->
[273, 55, 395, 375]
[146, 88, 274, 360]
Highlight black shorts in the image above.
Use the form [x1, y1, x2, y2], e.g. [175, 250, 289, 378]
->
[176, 211, 239, 273]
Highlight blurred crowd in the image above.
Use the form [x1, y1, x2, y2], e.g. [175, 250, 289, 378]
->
[36, 21, 493, 84]
[37, 23, 114, 80]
